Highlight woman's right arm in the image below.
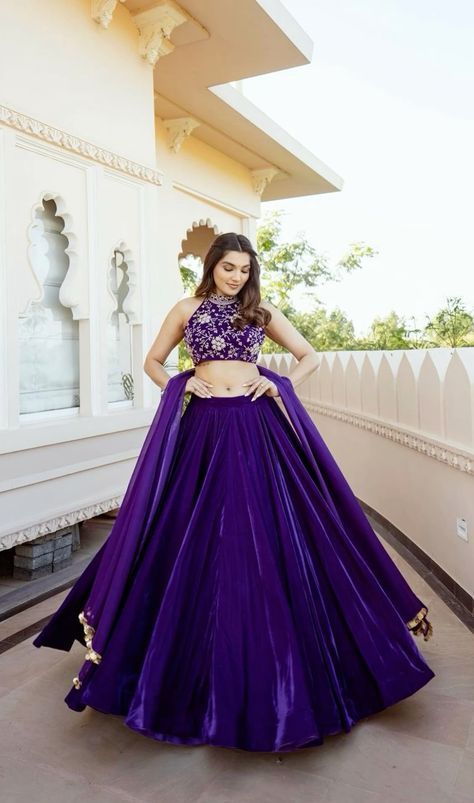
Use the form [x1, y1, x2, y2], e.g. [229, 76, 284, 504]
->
[143, 301, 186, 390]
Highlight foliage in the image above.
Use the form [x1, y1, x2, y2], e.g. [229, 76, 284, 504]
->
[357, 311, 412, 351]
[256, 209, 473, 352]
[176, 212, 473, 359]
[257, 209, 376, 311]
[423, 297, 473, 347]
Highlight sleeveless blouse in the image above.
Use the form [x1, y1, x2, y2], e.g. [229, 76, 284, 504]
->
[183, 292, 266, 366]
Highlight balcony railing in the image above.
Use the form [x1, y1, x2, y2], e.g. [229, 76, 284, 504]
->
[259, 348, 474, 610]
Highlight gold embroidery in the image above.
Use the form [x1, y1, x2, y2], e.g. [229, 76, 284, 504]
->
[406, 606, 433, 641]
[71, 611, 102, 688]
[406, 606, 428, 629]
[78, 610, 102, 664]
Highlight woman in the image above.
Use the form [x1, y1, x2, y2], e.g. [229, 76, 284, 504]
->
[33, 232, 434, 753]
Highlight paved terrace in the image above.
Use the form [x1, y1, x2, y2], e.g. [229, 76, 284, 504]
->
[0, 529, 473, 803]
[1, 348, 473, 800]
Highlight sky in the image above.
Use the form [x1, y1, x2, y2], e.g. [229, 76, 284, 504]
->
[242, 0, 474, 337]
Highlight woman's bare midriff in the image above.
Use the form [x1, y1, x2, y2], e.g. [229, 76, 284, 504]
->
[194, 359, 261, 397]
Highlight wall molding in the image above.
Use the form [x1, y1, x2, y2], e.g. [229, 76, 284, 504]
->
[301, 396, 474, 476]
[171, 180, 250, 218]
[0, 104, 162, 185]
[0, 496, 123, 551]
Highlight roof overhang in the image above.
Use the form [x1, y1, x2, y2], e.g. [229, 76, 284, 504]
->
[125, 0, 343, 199]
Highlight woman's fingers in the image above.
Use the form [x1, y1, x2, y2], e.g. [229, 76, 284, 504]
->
[243, 380, 260, 397]
[185, 379, 213, 397]
[245, 380, 272, 401]
[195, 381, 213, 397]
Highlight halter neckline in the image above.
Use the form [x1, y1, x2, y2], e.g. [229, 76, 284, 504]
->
[207, 291, 239, 306]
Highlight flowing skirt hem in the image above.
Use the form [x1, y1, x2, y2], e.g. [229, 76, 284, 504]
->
[62, 664, 435, 753]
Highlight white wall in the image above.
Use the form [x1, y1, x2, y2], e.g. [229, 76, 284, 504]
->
[262, 349, 474, 600]
[0, 2, 263, 554]
[150, 116, 260, 370]
[0, 0, 155, 165]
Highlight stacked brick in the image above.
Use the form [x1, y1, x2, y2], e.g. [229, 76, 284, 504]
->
[13, 524, 80, 580]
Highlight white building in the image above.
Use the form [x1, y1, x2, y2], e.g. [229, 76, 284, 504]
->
[0, 1, 342, 564]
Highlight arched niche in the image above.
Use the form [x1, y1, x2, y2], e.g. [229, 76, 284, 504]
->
[176, 219, 222, 370]
[105, 243, 138, 406]
[23, 190, 82, 318]
[19, 197, 79, 415]
[178, 220, 223, 298]
[178, 219, 221, 263]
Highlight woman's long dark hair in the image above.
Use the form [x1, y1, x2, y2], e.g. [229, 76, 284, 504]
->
[194, 233, 271, 329]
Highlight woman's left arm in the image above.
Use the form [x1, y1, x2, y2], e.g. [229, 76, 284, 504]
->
[260, 301, 321, 390]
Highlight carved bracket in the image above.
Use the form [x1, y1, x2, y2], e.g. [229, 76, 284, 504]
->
[251, 166, 286, 196]
[91, 0, 127, 29]
[132, 2, 190, 67]
[163, 116, 200, 152]
[92, 1, 209, 67]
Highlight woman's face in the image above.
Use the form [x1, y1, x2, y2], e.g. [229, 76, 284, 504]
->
[212, 250, 251, 296]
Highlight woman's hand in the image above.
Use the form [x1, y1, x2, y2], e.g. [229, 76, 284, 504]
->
[184, 376, 214, 398]
[242, 377, 279, 401]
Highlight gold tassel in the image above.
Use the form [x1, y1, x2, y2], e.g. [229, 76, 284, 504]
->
[407, 606, 433, 641]
[78, 610, 102, 664]
[71, 611, 102, 688]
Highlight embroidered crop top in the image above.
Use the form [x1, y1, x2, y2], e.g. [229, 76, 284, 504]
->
[183, 291, 266, 366]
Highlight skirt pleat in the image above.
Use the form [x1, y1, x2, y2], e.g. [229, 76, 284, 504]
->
[53, 391, 433, 751]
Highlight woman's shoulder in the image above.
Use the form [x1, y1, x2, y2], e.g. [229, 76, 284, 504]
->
[258, 298, 278, 312]
[179, 295, 207, 330]
[179, 295, 207, 312]
[258, 298, 279, 324]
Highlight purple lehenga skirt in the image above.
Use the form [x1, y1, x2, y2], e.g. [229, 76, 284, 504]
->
[33, 368, 435, 752]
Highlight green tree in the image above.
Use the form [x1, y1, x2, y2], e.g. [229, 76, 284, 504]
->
[423, 297, 474, 347]
[297, 308, 357, 351]
[257, 209, 376, 311]
[263, 306, 357, 354]
[362, 311, 412, 350]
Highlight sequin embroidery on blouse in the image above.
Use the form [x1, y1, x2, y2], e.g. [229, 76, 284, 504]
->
[183, 292, 266, 366]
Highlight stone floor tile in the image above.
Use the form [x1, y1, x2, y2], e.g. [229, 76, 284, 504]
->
[0, 590, 70, 641]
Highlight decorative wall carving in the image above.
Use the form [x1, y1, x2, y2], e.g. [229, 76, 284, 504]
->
[0, 104, 162, 185]
[106, 243, 139, 404]
[91, 0, 209, 67]
[301, 397, 474, 476]
[186, 217, 220, 236]
[179, 218, 221, 260]
[105, 241, 140, 324]
[23, 191, 83, 319]
[164, 116, 201, 152]
[251, 166, 286, 196]
[0, 496, 123, 551]
[133, 2, 190, 66]
[91, 0, 127, 29]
